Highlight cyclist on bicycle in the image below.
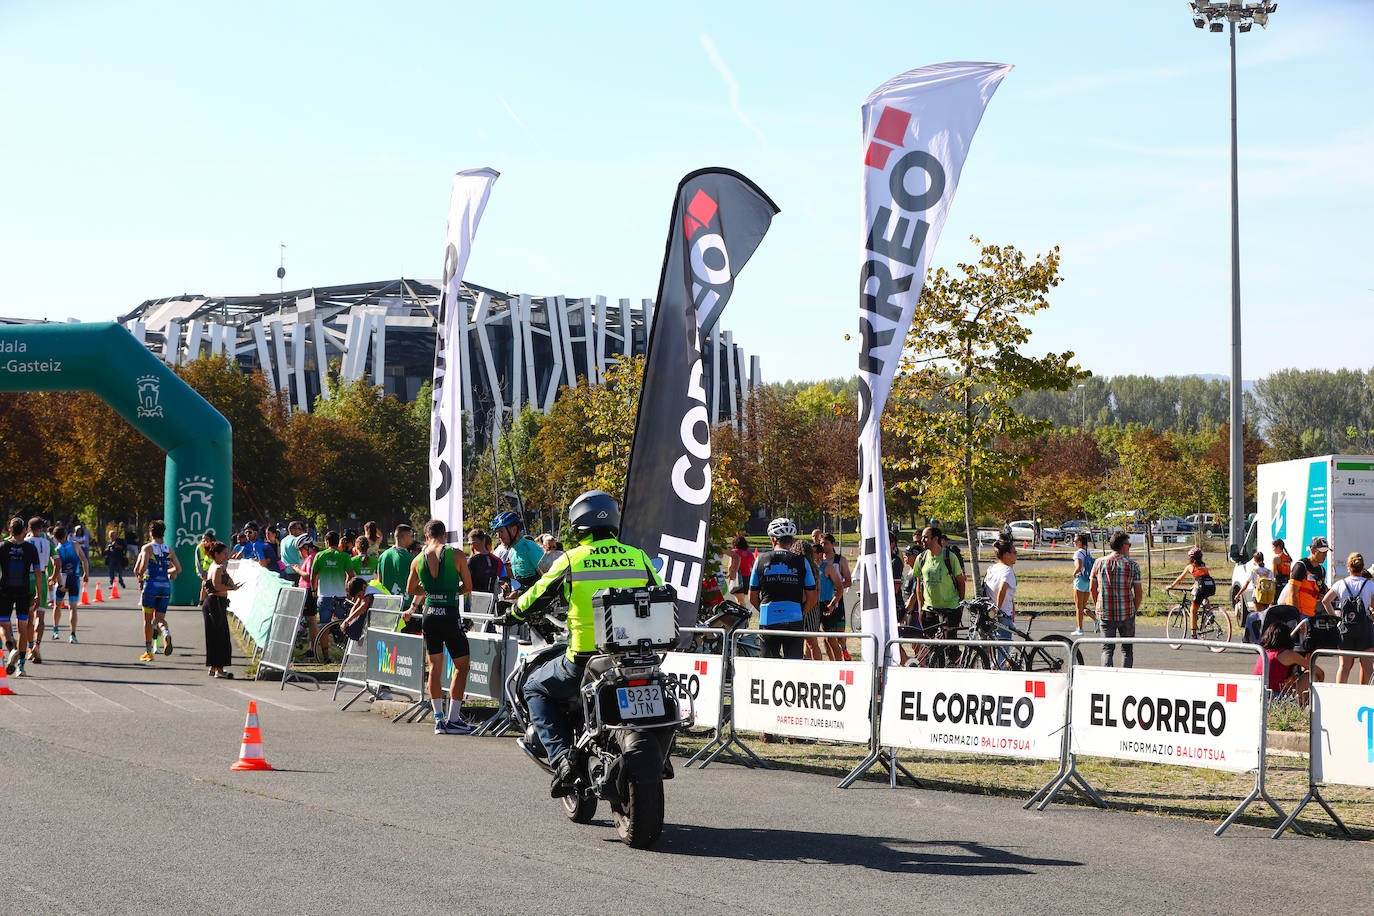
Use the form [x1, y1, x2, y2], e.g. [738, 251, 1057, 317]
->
[1167, 547, 1216, 638]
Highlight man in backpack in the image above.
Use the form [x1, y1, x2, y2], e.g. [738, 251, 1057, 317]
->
[748, 518, 817, 660]
[1292, 537, 1330, 598]
[1321, 551, 1373, 684]
[913, 526, 967, 663]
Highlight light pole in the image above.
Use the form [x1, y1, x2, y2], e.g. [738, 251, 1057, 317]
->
[1186, 0, 1276, 561]
[1077, 383, 1087, 429]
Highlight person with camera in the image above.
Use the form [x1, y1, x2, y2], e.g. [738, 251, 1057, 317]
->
[1320, 551, 1374, 684]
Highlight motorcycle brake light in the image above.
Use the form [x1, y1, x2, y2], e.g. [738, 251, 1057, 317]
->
[627, 679, 648, 686]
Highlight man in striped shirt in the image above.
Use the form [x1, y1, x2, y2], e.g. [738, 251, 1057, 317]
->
[1090, 531, 1142, 668]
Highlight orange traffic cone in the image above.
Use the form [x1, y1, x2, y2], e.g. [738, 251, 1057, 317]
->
[80, 587, 90, 606]
[93, 585, 104, 603]
[0, 666, 14, 696]
[231, 701, 274, 771]
[110, 582, 120, 599]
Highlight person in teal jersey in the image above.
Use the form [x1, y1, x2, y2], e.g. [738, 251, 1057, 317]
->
[491, 510, 544, 595]
[51, 525, 88, 643]
[133, 520, 181, 662]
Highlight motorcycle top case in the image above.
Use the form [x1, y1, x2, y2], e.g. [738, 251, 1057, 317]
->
[591, 585, 679, 652]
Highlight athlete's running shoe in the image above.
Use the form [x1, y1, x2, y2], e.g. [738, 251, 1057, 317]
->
[444, 717, 477, 735]
[4, 647, 19, 674]
[50, 625, 60, 638]
[139, 651, 155, 662]
[28, 647, 42, 664]
[153, 632, 163, 654]
[15, 661, 26, 677]
[69, 633, 78, 644]
[161, 631, 174, 655]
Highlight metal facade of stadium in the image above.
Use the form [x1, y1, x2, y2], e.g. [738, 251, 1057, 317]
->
[117, 279, 761, 443]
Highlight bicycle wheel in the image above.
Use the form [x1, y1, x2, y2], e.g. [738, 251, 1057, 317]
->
[958, 646, 990, 669]
[1198, 605, 1232, 652]
[1024, 634, 1080, 672]
[313, 621, 346, 662]
[1164, 603, 1188, 650]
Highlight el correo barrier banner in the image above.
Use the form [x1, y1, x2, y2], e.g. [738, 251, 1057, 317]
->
[659, 652, 723, 730]
[620, 169, 778, 633]
[1070, 666, 1263, 773]
[1310, 681, 1374, 788]
[431, 167, 498, 542]
[732, 657, 873, 743]
[855, 62, 1011, 658]
[880, 666, 1067, 760]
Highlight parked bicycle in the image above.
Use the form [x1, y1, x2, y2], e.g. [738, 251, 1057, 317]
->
[964, 597, 1083, 671]
[1163, 586, 1232, 651]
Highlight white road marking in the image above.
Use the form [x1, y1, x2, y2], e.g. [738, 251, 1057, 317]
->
[127, 683, 234, 713]
[36, 680, 130, 713]
[225, 686, 311, 712]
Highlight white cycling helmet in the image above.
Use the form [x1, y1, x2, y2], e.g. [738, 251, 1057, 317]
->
[767, 517, 798, 539]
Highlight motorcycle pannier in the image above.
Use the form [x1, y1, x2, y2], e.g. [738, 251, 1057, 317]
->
[591, 585, 679, 652]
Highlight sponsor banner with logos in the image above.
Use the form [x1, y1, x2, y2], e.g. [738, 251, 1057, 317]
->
[880, 666, 1066, 760]
[366, 627, 426, 697]
[855, 63, 1011, 658]
[620, 170, 778, 632]
[1310, 681, 1374, 788]
[430, 167, 498, 543]
[441, 630, 518, 703]
[659, 652, 723, 730]
[732, 657, 873, 744]
[1070, 666, 1263, 773]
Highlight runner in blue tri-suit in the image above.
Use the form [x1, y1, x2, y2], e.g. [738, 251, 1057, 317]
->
[133, 520, 181, 662]
[51, 525, 89, 643]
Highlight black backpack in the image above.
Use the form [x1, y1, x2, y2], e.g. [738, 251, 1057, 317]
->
[1337, 578, 1372, 643]
[1304, 612, 1341, 653]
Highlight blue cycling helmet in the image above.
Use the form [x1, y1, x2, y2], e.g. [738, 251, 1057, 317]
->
[491, 511, 521, 531]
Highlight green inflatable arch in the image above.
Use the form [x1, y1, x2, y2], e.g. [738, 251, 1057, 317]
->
[0, 322, 232, 606]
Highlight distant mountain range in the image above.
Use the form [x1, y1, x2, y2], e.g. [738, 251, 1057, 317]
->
[1192, 374, 1258, 394]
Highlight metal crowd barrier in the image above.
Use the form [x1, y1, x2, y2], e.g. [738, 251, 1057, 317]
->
[839, 637, 1075, 791]
[697, 628, 881, 786]
[1272, 648, 1374, 839]
[663, 627, 729, 767]
[334, 596, 405, 709]
[1027, 637, 1285, 837]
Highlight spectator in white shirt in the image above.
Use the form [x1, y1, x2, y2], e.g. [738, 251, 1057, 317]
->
[984, 541, 1018, 666]
[1321, 552, 1374, 684]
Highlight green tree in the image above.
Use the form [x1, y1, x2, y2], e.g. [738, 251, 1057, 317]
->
[313, 377, 429, 521]
[886, 238, 1086, 583]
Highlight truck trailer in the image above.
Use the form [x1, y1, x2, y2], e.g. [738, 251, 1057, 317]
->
[1256, 455, 1374, 580]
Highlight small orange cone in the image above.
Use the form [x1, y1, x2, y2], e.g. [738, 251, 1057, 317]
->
[0, 666, 14, 696]
[110, 582, 120, 599]
[231, 701, 274, 771]
[93, 585, 104, 603]
[80, 587, 90, 606]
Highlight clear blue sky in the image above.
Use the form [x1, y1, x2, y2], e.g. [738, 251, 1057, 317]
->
[3, 0, 1370, 384]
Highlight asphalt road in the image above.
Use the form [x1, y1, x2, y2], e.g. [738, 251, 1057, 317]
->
[1, 591, 1368, 915]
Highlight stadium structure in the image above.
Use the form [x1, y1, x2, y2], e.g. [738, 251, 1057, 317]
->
[117, 279, 762, 443]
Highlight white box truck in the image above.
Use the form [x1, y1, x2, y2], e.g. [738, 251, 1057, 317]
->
[1257, 455, 1374, 580]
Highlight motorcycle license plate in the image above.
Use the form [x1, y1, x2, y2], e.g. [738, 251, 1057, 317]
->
[616, 685, 664, 719]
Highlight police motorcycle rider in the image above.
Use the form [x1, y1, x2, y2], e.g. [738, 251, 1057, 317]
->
[502, 490, 662, 798]
[491, 510, 545, 597]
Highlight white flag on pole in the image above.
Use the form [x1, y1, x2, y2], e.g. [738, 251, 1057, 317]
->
[855, 63, 1010, 660]
[431, 167, 499, 540]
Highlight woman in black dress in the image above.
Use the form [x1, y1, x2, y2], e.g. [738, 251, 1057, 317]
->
[201, 541, 239, 678]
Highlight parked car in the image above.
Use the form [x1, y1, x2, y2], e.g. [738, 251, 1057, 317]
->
[1006, 520, 1063, 544]
[1103, 510, 1147, 532]
[1059, 520, 1097, 543]
[1153, 515, 1196, 535]
[1186, 513, 1224, 534]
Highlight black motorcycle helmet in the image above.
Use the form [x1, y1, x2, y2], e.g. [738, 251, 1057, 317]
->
[568, 490, 620, 541]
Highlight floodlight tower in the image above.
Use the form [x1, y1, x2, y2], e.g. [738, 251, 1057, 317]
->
[1186, 0, 1277, 561]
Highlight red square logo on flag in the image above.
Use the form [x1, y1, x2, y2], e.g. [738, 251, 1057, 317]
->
[683, 189, 718, 237]
[839, 670, 854, 686]
[864, 141, 895, 170]
[1025, 680, 1046, 698]
[1217, 683, 1238, 703]
[873, 106, 911, 146]
[694, 660, 708, 675]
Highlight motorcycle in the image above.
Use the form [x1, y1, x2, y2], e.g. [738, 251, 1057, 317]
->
[503, 584, 690, 849]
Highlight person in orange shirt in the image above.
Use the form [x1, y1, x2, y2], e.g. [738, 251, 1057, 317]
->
[1277, 562, 1320, 616]
[1271, 538, 1292, 592]
[1167, 547, 1218, 638]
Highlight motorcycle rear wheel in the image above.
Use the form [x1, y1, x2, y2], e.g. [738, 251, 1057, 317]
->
[562, 791, 597, 824]
[614, 779, 664, 849]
